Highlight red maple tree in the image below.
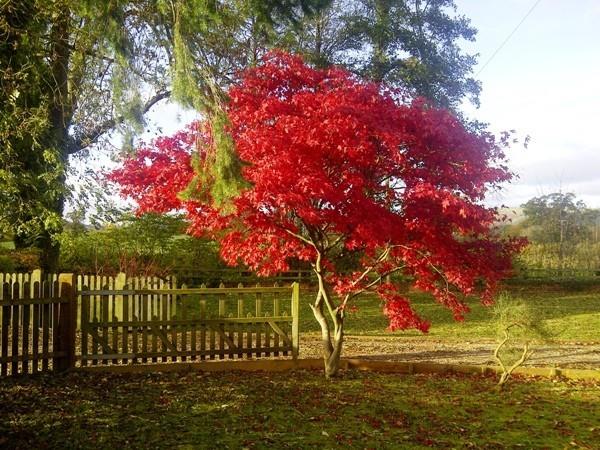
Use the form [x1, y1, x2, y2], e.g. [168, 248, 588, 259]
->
[110, 51, 522, 376]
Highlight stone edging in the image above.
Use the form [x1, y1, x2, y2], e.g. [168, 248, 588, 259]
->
[77, 358, 600, 381]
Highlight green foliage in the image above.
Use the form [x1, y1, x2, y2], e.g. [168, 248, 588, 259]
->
[0, 0, 330, 266]
[517, 242, 600, 274]
[493, 293, 550, 342]
[58, 213, 222, 276]
[2, 0, 481, 268]
[0, 0, 66, 255]
[521, 192, 599, 244]
[285, 0, 481, 110]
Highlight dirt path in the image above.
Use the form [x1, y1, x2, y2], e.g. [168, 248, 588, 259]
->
[299, 334, 600, 369]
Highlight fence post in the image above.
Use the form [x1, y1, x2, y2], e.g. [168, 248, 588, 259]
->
[57, 273, 77, 371]
[291, 282, 299, 360]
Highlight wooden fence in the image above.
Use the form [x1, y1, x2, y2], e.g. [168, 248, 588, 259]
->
[0, 274, 76, 376]
[75, 273, 178, 326]
[0, 271, 300, 376]
[79, 283, 299, 366]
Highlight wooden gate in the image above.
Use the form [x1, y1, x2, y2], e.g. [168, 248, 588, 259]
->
[79, 283, 299, 366]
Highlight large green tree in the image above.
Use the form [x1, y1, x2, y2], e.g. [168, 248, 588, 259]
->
[285, 0, 480, 109]
[0, 0, 327, 270]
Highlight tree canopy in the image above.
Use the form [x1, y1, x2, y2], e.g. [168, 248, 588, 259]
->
[285, 0, 481, 109]
[0, 0, 328, 269]
[111, 52, 521, 376]
[521, 192, 598, 244]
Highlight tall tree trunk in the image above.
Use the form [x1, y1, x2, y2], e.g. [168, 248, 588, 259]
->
[38, 9, 72, 272]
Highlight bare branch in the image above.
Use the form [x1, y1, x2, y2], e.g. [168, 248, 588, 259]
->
[67, 90, 171, 154]
[349, 246, 392, 289]
[284, 228, 317, 248]
[343, 264, 406, 307]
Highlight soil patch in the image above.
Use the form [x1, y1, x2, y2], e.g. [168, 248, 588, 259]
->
[300, 334, 600, 369]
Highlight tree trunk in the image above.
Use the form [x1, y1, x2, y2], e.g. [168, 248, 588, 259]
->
[324, 330, 344, 378]
[38, 229, 61, 273]
[311, 263, 345, 378]
[311, 299, 345, 378]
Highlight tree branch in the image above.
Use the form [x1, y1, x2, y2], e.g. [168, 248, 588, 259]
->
[67, 90, 171, 155]
[284, 228, 317, 248]
[343, 264, 406, 307]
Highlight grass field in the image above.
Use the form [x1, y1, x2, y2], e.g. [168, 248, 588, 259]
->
[297, 285, 600, 343]
[1, 370, 598, 449]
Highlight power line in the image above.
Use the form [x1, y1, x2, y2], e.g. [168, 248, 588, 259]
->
[476, 0, 544, 76]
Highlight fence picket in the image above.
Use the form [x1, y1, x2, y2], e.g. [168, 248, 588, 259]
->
[11, 283, 20, 374]
[121, 287, 129, 364]
[218, 284, 225, 360]
[170, 281, 178, 362]
[209, 290, 216, 360]
[101, 276, 109, 366]
[180, 284, 188, 362]
[22, 283, 31, 374]
[152, 278, 159, 363]
[32, 281, 40, 373]
[41, 281, 50, 371]
[264, 309, 271, 357]
[273, 283, 280, 357]
[51, 280, 60, 371]
[200, 284, 206, 361]
[255, 286, 262, 357]
[1, 283, 10, 376]
[81, 280, 89, 367]
[141, 289, 148, 364]
[190, 280, 197, 361]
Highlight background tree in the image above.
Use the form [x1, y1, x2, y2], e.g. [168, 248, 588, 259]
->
[0, 0, 328, 271]
[511, 192, 600, 274]
[110, 53, 521, 377]
[285, 0, 480, 109]
[521, 193, 595, 244]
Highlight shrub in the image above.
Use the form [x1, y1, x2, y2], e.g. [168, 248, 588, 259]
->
[492, 293, 551, 388]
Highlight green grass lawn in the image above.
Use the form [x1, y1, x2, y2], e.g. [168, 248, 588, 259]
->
[297, 285, 600, 342]
[1, 370, 598, 449]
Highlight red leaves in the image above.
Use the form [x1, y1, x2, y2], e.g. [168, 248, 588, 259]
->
[109, 51, 521, 333]
[378, 284, 430, 333]
[107, 123, 204, 214]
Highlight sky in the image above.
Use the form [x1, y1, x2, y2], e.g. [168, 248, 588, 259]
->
[457, 0, 600, 208]
[72, 0, 600, 213]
